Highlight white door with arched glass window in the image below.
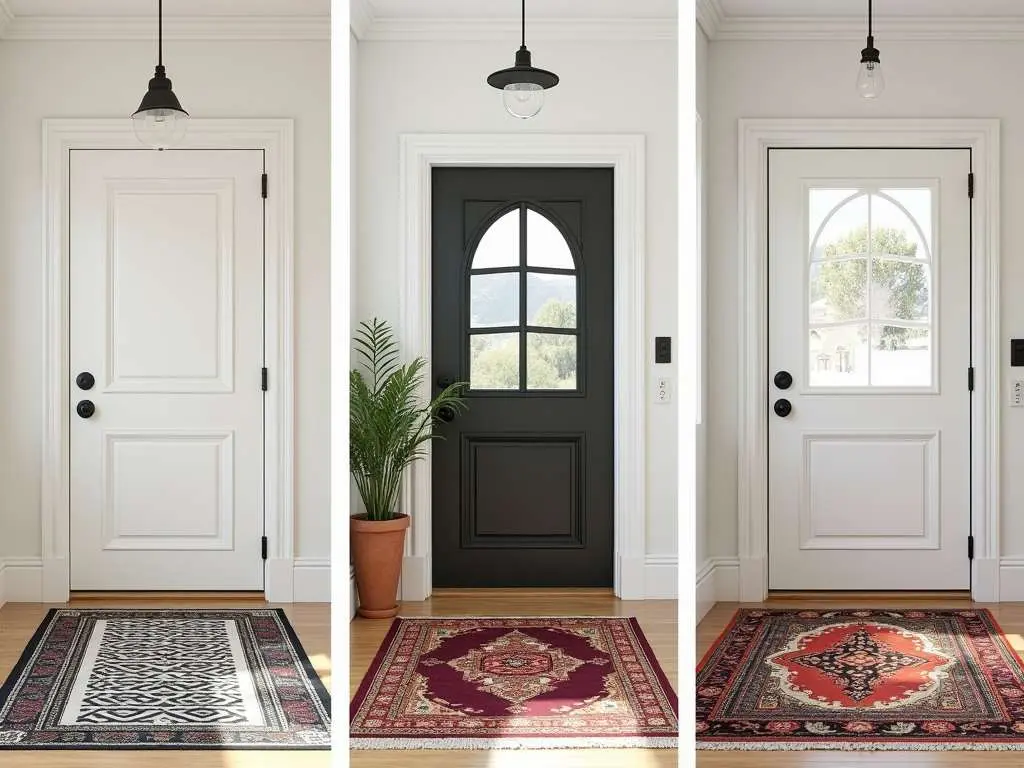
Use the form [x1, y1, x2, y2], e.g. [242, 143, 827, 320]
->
[767, 148, 972, 590]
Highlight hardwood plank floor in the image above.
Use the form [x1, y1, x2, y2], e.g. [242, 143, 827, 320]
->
[0, 598, 331, 767]
[349, 589, 679, 768]
[697, 598, 1024, 767]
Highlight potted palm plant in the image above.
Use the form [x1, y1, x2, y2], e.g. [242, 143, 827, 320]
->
[350, 318, 467, 618]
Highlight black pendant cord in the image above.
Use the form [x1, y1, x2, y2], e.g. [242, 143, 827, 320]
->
[521, 0, 525, 48]
[158, 0, 163, 67]
[868, 0, 873, 39]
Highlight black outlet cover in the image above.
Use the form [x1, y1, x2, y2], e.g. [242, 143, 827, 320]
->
[1012, 339, 1024, 367]
[655, 336, 671, 364]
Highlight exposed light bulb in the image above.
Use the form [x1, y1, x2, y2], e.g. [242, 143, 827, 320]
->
[857, 59, 885, 99]
[502, 82, 544, 119]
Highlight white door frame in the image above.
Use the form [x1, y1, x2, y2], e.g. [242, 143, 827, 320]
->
[42, 118, 296, 602]
[737, 118, 1000, 603]
[398, 133, 648, 600]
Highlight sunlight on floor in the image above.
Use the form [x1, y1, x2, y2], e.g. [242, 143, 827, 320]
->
[1003, 633, 1024, 651]
[485, 750, 666, 768]
[308, 652, 332, 689]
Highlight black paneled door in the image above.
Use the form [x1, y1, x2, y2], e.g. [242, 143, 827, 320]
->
[431, 167, 614, 587]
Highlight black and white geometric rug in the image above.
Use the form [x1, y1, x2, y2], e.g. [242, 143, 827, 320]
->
[0, 608, 331, 749]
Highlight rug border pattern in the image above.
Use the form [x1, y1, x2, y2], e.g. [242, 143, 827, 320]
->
[350, 615, 679, 750]
[0, 608, 331, 751]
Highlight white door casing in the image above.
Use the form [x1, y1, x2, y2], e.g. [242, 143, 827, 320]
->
[43, 119, 295, 602]
[397, 133, 648, 601]
[736, 118, 1000, 603]
[767, 148, 970, 590]
[70, 149, 264, 590]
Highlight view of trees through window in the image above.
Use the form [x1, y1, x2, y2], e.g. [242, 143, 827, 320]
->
[471, 299, 577, 390]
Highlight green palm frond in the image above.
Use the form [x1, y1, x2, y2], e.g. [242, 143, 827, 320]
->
[350, 318, 468, 521]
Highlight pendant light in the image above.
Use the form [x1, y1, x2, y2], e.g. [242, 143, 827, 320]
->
[487, 0, 559, 119]
[856, 0, 885, 99]
[132, 0, 189, 149]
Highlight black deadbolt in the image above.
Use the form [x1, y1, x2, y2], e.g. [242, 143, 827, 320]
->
[773, 398, 792, 418]
[773, 370, 793, 390]
[76, 372, 95, 390]
[76, 400, 96, 419]
[436, 405, 456, 423]
[436, 375, 455, 389]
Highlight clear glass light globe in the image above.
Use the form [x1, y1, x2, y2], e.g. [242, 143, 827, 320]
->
[856, 60, 885, 99]
[132, 108, 188, 149]
[503, 82, 544, 119]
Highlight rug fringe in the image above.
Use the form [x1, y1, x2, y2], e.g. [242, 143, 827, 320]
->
[698, 741, 1024, 751]
[351, 737, 679, 750]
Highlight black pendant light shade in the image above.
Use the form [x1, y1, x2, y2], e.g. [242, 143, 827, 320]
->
[856, 0, 885, 99]
[487, 0, 559, 119]
[132, 0, 189, 148]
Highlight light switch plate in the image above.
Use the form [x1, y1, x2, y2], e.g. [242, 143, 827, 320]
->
[1013, 380, 1024, 408]
[655, 377, 671, 404]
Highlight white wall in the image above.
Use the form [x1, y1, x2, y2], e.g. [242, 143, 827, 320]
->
[354, 38, 679, 569]
[706, 40, 1024, 570]
[0, 40, 330, 570]
[696, 27, 709, 570]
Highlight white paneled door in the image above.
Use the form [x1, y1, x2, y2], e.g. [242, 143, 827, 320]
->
[70, 149, 265, 590]
[767, 148, 971, 590]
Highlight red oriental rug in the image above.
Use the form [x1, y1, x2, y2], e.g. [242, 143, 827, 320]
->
[697, 608, 1024, 751]
[349, 616, 678, 749]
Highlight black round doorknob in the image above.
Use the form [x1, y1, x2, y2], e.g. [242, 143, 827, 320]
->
[76, 400, 96, 419]
[436, 405, 456, 423]
[436, 376, 455, 389]
[773, 398, 792, 418]
[774, 370, 793, 390]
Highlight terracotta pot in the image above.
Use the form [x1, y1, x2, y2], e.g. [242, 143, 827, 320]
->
[351, 513, 410, 619]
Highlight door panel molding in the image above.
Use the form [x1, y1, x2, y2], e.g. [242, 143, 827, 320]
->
[42, 118, 295, 602]
[399, 133, 648, 600]
[737, 118, 1000, 602]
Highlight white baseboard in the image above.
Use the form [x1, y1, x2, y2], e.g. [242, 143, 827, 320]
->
[643, 555, 678, 599]
[0, 558, 43, 602]
[696, 560, 715, 623]
[293, 558, 330, 602]
[998, 558, 1024, 601]
[695, 557, 740, 624]
[0, 556, 327, 603]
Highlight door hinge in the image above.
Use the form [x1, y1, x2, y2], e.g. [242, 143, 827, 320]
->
[968, 366, 975, 391]
[261, 367, 268, 391]
[968, 535, 975, 560]
[261, 536, 268, 560]
[968, 172, 975, 199]
[261, 173, 268, 199]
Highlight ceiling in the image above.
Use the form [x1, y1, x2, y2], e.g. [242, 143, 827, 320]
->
[0, 0, 329, 40]
[700, 0, 1024, 40]
[352, 0, 676, 41]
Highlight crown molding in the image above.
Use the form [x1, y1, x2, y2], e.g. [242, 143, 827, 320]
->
[696, 0, 724, 39]
[356, 16, 675, 42]
[349, 0, 373, 39]
[0, 15, 328, 41]
[712, 15, 1024, 42]
[0, 0, 13, 38]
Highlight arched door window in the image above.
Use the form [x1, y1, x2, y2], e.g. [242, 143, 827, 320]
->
[807, 187, 934, 387]
[467, 204, 580, 391]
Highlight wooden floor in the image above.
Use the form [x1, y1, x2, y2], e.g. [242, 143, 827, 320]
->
[698, 597, 1024, 767]
[0, 598, 331, 767]
[349, 589, 679, 768]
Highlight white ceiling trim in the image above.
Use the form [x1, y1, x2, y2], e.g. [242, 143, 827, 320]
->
[696, 0, 724, 39]
[0, 0, 13, 38]
[351, 5, 674, 43]
[0, 15, 328, 41]
[704, 12, 1024, 42]
[350, 0, 373, 40]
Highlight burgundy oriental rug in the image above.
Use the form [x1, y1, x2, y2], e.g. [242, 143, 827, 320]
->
[0, 609, 331, 749]
[697, 608, 1024, 751]
[350, 616, 678, 749]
